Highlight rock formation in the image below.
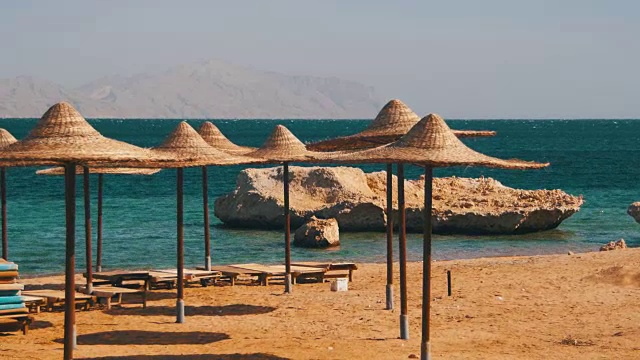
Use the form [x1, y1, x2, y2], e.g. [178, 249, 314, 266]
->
[627, 202, 640, 223]
[293, 217, 340, 248]
[599, 239, 627, 251]
[214, 166, 584, 235]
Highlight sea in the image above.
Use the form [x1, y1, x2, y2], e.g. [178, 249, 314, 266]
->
[0, 118, 638, 275]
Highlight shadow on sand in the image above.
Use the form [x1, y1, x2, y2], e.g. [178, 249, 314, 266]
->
[0, 320, 53, 334]
[55, 330, 229, 345]
[78, 354, 289, 360]
[105, 304, 276, 317]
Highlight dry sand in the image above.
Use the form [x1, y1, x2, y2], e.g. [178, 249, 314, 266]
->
[1, 249, 639, 359]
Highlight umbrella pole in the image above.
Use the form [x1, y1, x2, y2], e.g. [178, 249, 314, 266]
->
[421, 166, 433, 360]
[176, 168, 185, 323]
[385, 163, 394, 310]
[1, 167, 7, 261]
[202, 166, 211, 271]
[83, 167, 93, 294]
[284, 162, 292, 293]
[96, 173, 103, 272]
[398, 163, 409, 340]
[63, 164, 77, 360]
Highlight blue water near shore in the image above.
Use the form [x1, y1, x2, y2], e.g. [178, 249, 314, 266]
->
[0, 118, 638, 275]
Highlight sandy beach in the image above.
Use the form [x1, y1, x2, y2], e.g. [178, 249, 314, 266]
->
[0, 249, 638, 359]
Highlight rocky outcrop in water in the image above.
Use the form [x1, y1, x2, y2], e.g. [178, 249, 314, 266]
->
[600, 239, 627, 251]
[627, 202, 640, 223]
[214, 166, 584, 235]
[294, 217, 340, 248]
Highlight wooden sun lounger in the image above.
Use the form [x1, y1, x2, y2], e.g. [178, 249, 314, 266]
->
[199, 265, 264, 286]
[22, 290, 94, 312]
[229, 264, 327, 286]
[22, 296, 46, 314]
[291, 261, 358, 282]
[90, 270, 152, 289]
[0, 308, 33, 335]
[91, 286, 147, 309]
[150, 269, 222, 288]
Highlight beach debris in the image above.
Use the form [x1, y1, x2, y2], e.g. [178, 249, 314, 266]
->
[293, 216, 340, 248]
[215, 166, 583, 235]
[599, 239, 627, 251]
[408, 354, 418, 359]
[568, 251, 574, 255]
[627, 202, 640, 223]
[560, 335, 595, 346]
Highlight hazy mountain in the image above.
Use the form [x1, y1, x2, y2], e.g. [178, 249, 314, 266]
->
[0, 60, 381, 118]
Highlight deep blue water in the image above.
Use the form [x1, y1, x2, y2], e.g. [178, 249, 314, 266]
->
[0, 118, 638, 275]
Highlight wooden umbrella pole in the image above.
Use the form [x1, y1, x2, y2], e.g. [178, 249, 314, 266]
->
[83, 167, 93, 294]
[64, 163, 77, 360]
[1, 167, 7, 261]
[202, 166, 211, 271]
[176, 168, 185, 323]
[398, 163, 409, 340]
[284, 162, 292, 293]
[385, 163, 394, 310]
[421, 166, 434, 360]
[96, 173, 103, 272]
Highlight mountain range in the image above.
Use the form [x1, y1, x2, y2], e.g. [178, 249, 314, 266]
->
[0, 60, 381, 119]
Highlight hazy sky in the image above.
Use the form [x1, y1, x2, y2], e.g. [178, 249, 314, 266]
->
[1, 1, 639, 118]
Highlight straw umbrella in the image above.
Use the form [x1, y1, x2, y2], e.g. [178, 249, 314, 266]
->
[308, 99, 496, 311]
[0, 129, 17, 260]
[307, 99, 496, 152]
[0, 102, 167, 360]
[36, 166, 161, 289]
[197, 122, 256, 270]
[152, 121, 258, 323]
[244, 125, 323, 293]
[331, 113, 548, 359]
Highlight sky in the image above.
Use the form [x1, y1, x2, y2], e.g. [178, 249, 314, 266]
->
[1, 0, 639, 118]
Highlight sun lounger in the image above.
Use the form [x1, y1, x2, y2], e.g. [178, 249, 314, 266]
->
[198, 265, 264, 286]
[291, 261, 358, 282]
[0, 307, 33, 335]
[149, 269, 222, 289]
[22, 296, 45, 314]
[90, 286, 147, 309]
[90, 270, 152, 289]
[22, 290, 94, 312]
[229, 264, 327, 286]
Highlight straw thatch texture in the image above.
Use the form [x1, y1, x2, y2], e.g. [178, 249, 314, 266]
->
[0, 129, 17, 148]
[0, 102, 167, 167]
[151, 121, 259, 167]
[245, 125, 325, 163]
[198, 122, 256, 154]
[36, 166, 161, 176]
[307, 99, 496, 152]
[327, 114, 549, 170]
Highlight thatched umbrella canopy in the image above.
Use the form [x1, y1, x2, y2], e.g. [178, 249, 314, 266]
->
[198, 121, 256, 154]
[0, 102, 165, 360]
[245, 125, 325, 293]
[0, 129, 17, 261]
[36, 166, 161, 277]
[330, 113, 548, 358]
[197, 121, 256, 271]
[307, 99, 496, 152]
[152, 121, 258, 324]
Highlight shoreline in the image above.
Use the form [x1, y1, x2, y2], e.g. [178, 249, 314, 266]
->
[17, 246, 604, 279]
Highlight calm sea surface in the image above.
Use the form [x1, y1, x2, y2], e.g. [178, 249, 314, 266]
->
[0, 119, 638, 275]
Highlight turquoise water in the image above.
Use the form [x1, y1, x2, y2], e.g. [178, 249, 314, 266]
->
[0, 119, 638, 275]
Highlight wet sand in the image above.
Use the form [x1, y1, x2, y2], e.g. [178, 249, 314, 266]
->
[1, 249, 639, 359]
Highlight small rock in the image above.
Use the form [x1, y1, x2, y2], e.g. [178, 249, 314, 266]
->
[408, 355, 418, 359]
[293, 216, 340, 248]
[568, 251, 574, 255]
[599, 239, 627, 251]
